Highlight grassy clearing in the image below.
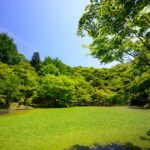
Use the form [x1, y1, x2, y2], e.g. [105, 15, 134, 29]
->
[0, 107, 150, 150]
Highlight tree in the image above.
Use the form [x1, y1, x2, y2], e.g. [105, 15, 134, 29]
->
[13, 61, 39, 106]
[30, 52, 41, 71]
[73, 76, 93, 106]
[43, 56, 53, 65]
[0, 62, 20, 109]
[91, 89, 115, 106]
[39, 75, 75, 107]
[77, 0, 150, 66]
[53, 57, 72, 75]
[129, 69, 150, 106]
[39, 64, 60, 76]
[0, 33, 26, 65]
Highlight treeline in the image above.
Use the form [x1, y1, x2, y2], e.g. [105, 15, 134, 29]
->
[0, 33, 150, 109]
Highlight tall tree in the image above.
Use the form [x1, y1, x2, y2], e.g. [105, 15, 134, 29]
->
[30, 52, 41, 71]
[0, 33, 26, 65]
[0, 62, 20, 109]
[78, 0, 150, 66]
[13, 61, 39, 106]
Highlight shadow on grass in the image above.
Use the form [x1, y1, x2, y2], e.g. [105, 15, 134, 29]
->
[127, 106, 146, 109]
[67, 130, 150, 150]
[66, 142, 144, 150]
[140, 130, 150, 142]
[127, 104, 150, 110]
[0, 111, 8, 115]
[0, 109, 11, 115]
[0, 109, 31, 115]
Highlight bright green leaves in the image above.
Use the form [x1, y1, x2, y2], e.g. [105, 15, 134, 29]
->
[40, 75, 75, 107]
[0, 32, 149, 109]
[39, 64, 60, 76]
[13, 61, 39, 106]
[91, 89, 115, 106]
[42, 56, 73, 75]
[0, 63, 21, 109]
[78, 0, 150, 66]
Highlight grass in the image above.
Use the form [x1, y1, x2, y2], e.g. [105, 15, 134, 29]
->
[0, 107, 150, 150]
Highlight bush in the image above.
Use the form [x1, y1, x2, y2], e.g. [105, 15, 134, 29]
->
[91, 89, 115, 106]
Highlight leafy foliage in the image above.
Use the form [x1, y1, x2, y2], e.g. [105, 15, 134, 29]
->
[0, 63, 20, 109]
[0, 33, 26, 65]
[13, 61, 39, 106]
[30, 52, 41, 71]
[0, 33, 149, 109]
[39, 75, 75, 107]
[77, 0, 150, 66]
[39, 64, 60, 76]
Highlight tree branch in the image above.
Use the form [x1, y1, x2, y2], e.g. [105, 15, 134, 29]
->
[134, 33, 150, 51]
[143, 16, 150, 27]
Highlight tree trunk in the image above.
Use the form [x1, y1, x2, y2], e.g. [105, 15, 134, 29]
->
[5, 95, 12, 110]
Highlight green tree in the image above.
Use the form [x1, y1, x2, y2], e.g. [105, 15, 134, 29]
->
[0, 33, 26, 65]
[43, 56, 73, 75]
[39, 64, 60, 76]
[91, 89, 115, 106]
[73, 67, 95, 82]
[30, 52, 41, 71]
[0, 63, 20, 109]
[73, 76, 93, 106]
[43, 56, 53, 65]
[78, 0, 150, 66]
[39, 75, 75, 107]
[13, 61, 39, 106]
[129, 70, 150, 106]
[53, 57, 73, 75]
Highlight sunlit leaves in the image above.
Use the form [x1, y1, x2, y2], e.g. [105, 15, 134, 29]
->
[78, 0, 150, 66]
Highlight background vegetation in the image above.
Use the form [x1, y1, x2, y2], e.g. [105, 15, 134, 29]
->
[0, 0, 150, 109]
[0, 32, 150, 109]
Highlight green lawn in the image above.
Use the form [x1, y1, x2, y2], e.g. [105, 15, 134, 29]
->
[0, 107, 150, 150]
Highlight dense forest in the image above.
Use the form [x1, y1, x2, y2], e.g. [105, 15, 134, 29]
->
[0, 33, 149, 109]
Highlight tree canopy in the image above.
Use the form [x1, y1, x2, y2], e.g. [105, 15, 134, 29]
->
[77, 0, 150, 66]
[0, 33, 26, 65]
[0, 33, 149, 109]
[30, 52, 41, 71]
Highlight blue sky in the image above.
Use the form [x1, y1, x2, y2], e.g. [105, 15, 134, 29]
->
[0, 0, 117, 68]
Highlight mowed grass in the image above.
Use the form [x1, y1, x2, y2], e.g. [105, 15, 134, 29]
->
[0, 107, 150, 150]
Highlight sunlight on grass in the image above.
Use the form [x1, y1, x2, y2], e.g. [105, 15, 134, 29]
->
[0, 107, 150, 150]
